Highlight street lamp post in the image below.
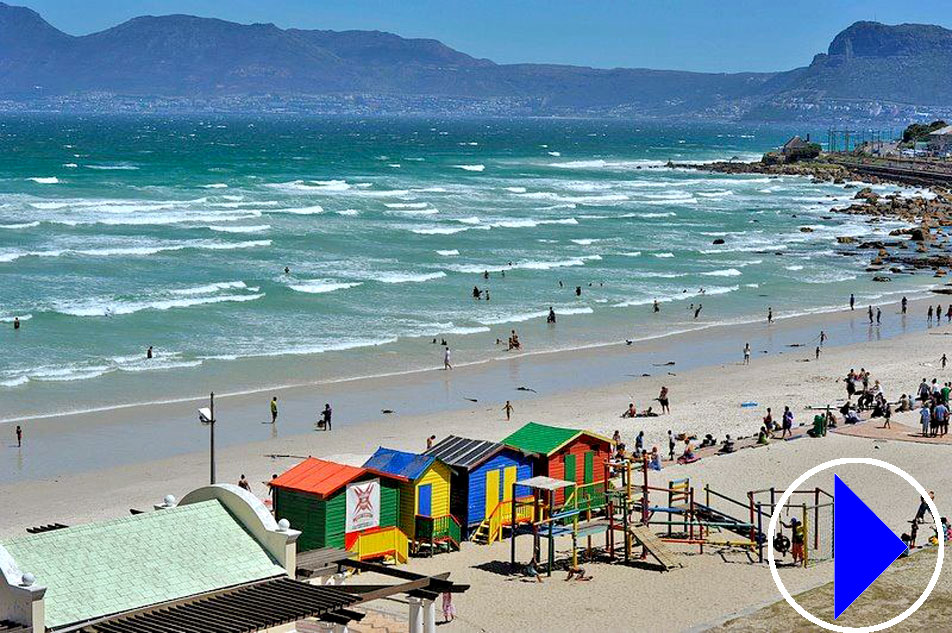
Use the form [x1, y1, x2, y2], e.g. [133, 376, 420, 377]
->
[198, 392, 216, 485]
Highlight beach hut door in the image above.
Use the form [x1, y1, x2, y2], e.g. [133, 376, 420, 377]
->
[485, 469, 501, 518]
[418, 484, 432, 517]
[503, 466, 517, 502]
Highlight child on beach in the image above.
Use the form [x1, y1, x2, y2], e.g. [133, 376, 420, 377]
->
[648, 446, 662, 471]
[503, 400, 513, 421]
[525, 556, 544, 583]
[791, 518, 805, 565]
[441, 592, 456, 622]
[667, 430, 676, 461]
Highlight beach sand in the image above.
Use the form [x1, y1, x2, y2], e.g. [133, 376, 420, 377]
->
[3, 305, 952, 631]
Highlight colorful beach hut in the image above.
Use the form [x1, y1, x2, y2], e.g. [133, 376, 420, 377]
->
[424, 435, 535, 542]
[363, 447, 459, 554]
[271, 457, 410, 563]
[502, 422, 613, 507]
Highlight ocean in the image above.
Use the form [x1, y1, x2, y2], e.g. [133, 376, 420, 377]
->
[0, 116, 933, 422]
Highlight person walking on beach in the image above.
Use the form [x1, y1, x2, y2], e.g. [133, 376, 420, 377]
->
[928, 305, 934, 323]
[781, 406, 794, 438]
[658, 386, 670, 414]
[767, 307, 773, 325]
[668, 430, 676, 461]
[920, 405, 931, 437]
[815, 346, 821, 360]
[876, 307, 882, 325]
[320, 403, 333, 430]
[868, 306, 874, 325]
[850, 294, 855, 311]
[902, 296, 908, 315]
[15, 425, 22, 447]
[743, 342, 751, 365]
[503, 400, 513, 421]
[819, 330, 827, 346]
[443, 346, 452, 370]
[915, 491, 936, 524]
[943, 354, 948, 370]
[270, 397, 278, 424]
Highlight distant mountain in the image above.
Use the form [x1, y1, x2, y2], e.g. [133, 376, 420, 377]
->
[1, 3, 951, 122]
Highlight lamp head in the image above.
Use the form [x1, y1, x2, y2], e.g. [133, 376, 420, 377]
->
[198, 407, 213, 424]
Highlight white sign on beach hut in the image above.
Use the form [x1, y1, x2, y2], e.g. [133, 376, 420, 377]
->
[345, 478, 380, 533]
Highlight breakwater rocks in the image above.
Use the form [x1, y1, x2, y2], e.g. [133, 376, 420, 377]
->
[669, 158, 861, 184]
[679, 157, 952, 286]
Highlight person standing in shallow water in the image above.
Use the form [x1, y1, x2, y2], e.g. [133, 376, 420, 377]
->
[443, 346, 452, 370]
[902, 296, 908, 315]
[767, 307, 773, 325]
[15, 425, 22, 447]
[743, 342, 751, 365]
[146, 346, 153, 359]
[850, 294, 855, 311]
[270, 397, 278, 424]
[13, 317, 19, 330]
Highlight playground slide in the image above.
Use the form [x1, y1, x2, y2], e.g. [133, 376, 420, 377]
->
[627, 525, 684, 571]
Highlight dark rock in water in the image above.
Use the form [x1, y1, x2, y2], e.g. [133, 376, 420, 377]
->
[931, 288, 952, 295]
[836, 236, 856, 244]
[799, 226, 813, 232]
[822, 215, 833, 219]
[712, 238, 725, 245]
[909, 227, 931, 242]
[872, 275, 892, 282]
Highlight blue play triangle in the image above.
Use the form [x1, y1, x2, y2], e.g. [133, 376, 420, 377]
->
[834, 475, 907, 619]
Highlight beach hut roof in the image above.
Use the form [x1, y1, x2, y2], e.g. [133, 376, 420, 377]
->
[516, 476, 576, 491]
[502, 422, 611, 456]
[363, 447, 436, 480]
[269, 457, 406, 498]
[424, 435, 513, 470]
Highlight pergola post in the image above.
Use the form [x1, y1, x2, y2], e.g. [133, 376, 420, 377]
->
[423, 598, 437, 633]
[408, 596, 424, 633]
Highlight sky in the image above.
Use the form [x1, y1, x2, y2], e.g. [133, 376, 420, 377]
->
[13, 0, 952, 73]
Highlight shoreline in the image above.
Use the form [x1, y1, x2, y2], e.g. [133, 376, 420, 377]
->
[2, 290, 947, 483]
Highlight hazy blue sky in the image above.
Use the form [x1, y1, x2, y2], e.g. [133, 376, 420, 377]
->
[15, 0, 952, 72]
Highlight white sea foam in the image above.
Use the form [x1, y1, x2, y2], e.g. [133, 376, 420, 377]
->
[411, 226, 470, 235]
[505, 187, 527, 193]
[272, 205, 324, 215]
[337, 209, 360, 216]
[654, 252, 675, 258]
[548, 151, 561, 157]
[55, 291, 265, 317]
[85, 164, 139, 171]
[436, 249, 460, 256]
[28, 177, 59, 184]
[701, 268, 743, 277]
[785, 265, 805, 271]
[208, 224, 271, 234]
[63, 163, 78, 168]
[202, 183, 229, 189]
[0, 239, 272, 263]
[377, 271, 447, 284]
[0, 221, 40, 230]
[385, 202, 428, 210]
[478, 306, 594, 326]
[170, 281, 248, 296]
[456, 217, 481, 225]
[454, 164, 485, 172]
[289, 280, 363, 294]
[697, 190, 734, 198]
[571, 239, 598, 245]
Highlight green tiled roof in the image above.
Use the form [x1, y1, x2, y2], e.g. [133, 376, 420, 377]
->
[2, 500, 285, 630]
[502, 422, 581, 456]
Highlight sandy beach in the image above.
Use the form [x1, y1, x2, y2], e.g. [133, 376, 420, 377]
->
[3, 298, 952, 631]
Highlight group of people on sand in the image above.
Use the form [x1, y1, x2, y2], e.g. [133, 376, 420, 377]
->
[916, 377, 951, 437]
[265, 396, 333, 431]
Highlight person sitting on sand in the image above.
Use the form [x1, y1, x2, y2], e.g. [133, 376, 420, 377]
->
[637, 406, 658, 418]
[564, 565, 592, 581]
[700, 433, 716, 448]
[757, 427, 770, 445]
[720, 434, 736, 453]
[622, 403, 637, 418]
[898, 394, 911, 412]
[843, 408, 861, 425]
[677, 440, 697, 464]
[648, 446, 662, 471]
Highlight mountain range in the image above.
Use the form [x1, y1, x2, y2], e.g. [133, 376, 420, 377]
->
[1, 2, 951, 122]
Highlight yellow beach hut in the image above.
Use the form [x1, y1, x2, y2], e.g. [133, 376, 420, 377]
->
[363, 447, 459, 555]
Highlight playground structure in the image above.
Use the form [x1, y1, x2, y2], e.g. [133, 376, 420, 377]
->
[507, 458, 834, 576]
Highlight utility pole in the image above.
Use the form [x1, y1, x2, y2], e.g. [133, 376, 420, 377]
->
[209, 392, 216, 485]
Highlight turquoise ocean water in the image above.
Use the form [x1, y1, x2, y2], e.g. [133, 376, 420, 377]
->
[0, 116, 934, 421]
